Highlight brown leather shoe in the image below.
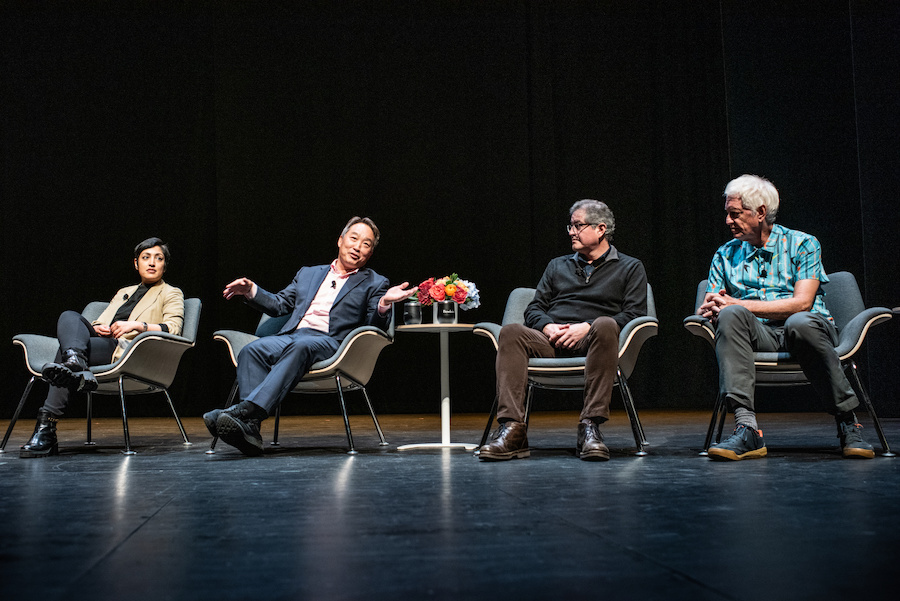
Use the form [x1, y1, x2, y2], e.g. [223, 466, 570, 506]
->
[577, 422, 610, 461]
[478, 421, 529, 461]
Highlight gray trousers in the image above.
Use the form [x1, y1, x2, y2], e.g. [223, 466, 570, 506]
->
[714, 305, 858, 414]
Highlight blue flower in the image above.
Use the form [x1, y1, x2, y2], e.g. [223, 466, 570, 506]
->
[459, 279, 481, 310]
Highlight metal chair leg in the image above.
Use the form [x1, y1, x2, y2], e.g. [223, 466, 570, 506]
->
[479, 395, 499, 448]
[359, 385, 388, 446]
[119, 376, 135, 455]
[523, 384, 536, 427]
[701, 392, 726, 456]
[617, 370, 648, 456]
[846, 361, 894, 457]
[85, 390, 97, 446]
[334, 374, 357, 455]
[1, 376, 36, 452]
[271, 405, 282, 446]
[207, 380, 239, 453]
[163, 388, 192, 446]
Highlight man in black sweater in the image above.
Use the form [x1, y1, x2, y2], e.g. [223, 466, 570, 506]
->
[478, 200, 648, 461]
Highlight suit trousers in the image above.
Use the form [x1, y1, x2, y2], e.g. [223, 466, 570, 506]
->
[43, 310, 118, 416]
[495, 317, 619, 424]
[236, 328, 340, 415]
[714, 305, 858, 414]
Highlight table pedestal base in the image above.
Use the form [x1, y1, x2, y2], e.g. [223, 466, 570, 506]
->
[398, 442, 478, 451]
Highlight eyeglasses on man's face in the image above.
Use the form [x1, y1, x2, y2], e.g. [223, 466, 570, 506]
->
[566, 222, 598, 234]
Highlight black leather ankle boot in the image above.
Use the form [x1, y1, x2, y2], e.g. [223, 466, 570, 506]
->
[20, 408, 59, 458]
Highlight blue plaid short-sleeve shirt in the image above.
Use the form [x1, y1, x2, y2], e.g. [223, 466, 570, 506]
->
[706, 224, 832, 324]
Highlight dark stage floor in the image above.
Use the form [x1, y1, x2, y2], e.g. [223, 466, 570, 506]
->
[1, 410, 898, 601]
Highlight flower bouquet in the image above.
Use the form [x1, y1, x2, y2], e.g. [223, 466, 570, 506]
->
[417, 273, 481, 311]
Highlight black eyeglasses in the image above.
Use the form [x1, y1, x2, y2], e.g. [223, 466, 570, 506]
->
[566, 222, 597, 234]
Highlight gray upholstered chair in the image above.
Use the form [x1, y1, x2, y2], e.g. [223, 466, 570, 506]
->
[3, 298, 201, 454]
[208, 314, 392, 455]
[683, 271, 894, 456]
[473, 285, 658, 455]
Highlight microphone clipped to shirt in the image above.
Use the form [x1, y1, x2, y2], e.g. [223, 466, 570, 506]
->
[331, 280, 336, 289]
[123, 293, 129, 301]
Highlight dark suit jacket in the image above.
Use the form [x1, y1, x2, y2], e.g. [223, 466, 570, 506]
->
[246, 265, 391, 341]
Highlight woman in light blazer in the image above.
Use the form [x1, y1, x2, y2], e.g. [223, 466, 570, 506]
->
[20, 237, 184, 458]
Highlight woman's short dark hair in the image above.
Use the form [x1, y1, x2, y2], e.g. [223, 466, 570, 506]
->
[134, 237, 171, 268]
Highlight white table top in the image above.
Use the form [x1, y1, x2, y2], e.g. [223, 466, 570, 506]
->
[395, 323, 475, 333]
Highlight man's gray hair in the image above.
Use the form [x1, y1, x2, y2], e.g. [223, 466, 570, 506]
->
[569, 199, 615, 242]
[724, 174, 779, 225]
[340, 216, 381, 247]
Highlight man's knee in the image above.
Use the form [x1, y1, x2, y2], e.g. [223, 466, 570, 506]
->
[785, 312, 832, 348]
[238, 336, 277, 364]
[714, 304, 755, 336]
[588, 316, 618, 345]
[498, 323, 530, 348]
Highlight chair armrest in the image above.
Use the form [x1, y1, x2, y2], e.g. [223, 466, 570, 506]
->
[91, 333, 196, 388]
[618, 316, 658, 351]
[683, 315, 716, 348]
[835, 308, 892, 360]
[12, 334, 61, 376]
[473, 322, 502, 351]
[213, 329, 261, 367]
[617, 316, 658, 379]
[307, 325, 392, 373]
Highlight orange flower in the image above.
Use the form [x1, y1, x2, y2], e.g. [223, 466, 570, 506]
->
[444, 283, 457, 297]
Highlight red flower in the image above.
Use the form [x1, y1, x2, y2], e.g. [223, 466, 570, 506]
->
[429, 283, 446, 302]
[452, 287, 467, 304]
[417, 278, 434, 305]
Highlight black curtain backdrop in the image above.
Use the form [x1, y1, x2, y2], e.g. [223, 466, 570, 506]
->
[2, 1, 898, 421]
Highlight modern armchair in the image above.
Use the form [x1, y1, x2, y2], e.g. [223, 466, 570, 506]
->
[208, 313, 392, 455]
[3, 298, 201, 455]
[473, 284, 658, 455]
[683, 271, 893, 456]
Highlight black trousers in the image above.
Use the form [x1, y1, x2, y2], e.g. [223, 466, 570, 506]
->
[42, 310, 117, 416]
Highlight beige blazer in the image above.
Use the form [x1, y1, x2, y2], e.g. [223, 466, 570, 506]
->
[93, 281, 185, 362]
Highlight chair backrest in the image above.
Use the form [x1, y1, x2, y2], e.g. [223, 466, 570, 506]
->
[820, 272, 865, 331]
[82, 302, 109, 323]
[693, 280, 709, 313]
[256, 313, 290, 337]
[501, 284, 656, 324]
[693, 272, 863, 331]
[181, 298, 202, 342]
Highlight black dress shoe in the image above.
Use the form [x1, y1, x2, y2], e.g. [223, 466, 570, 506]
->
[577, 422, 610, 461]
[216, 402, 266, 456]
[477, 421, 529, 461]
[20, 408, 59, 458]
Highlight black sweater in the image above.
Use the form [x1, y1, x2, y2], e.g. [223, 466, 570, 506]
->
[524, 246, 648, 332]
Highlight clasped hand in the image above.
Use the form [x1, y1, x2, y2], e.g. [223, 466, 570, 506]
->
[697, 289, 737, 322]
[543, 322, 590, 349]
[94, 321, 142, 338]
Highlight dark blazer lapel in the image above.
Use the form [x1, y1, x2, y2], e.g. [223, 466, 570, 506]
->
[333, 270, 369, 308]
[294, 266, 329, 315]
[305, 266, 329, 299]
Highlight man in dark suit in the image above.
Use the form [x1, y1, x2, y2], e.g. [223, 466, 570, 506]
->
[204, 216, 415, 456]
